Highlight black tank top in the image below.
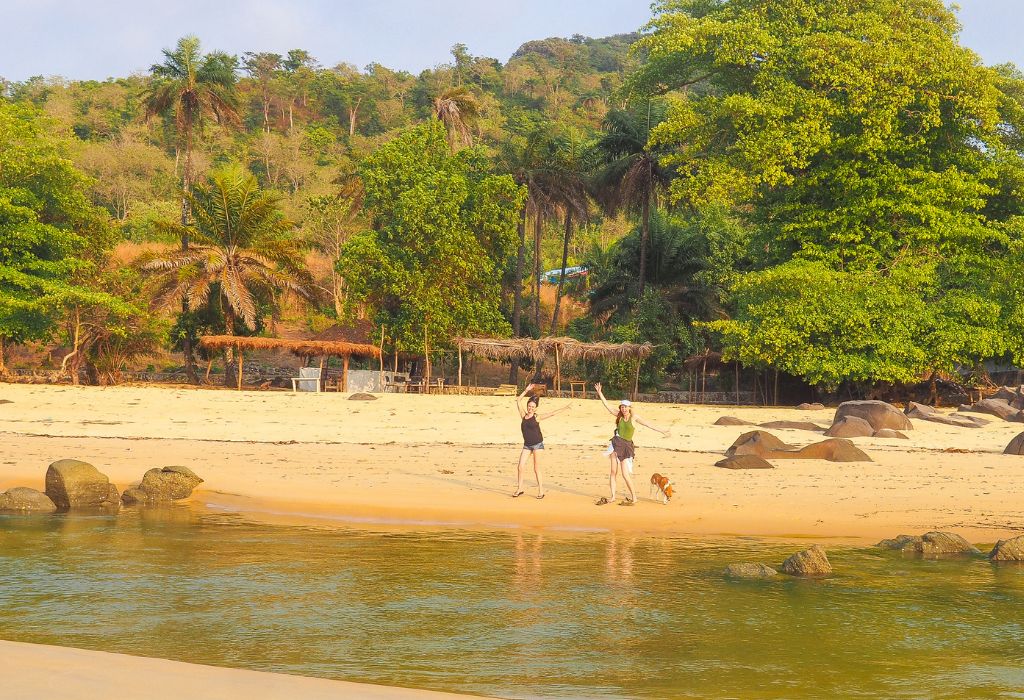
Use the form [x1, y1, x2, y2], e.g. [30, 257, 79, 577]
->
[521, 415, 543, 445]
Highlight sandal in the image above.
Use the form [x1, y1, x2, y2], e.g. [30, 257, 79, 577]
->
[618, 498, 636, 506]
[512, 491, 525, 498]
[595, 497, 612, 505]
[536, 494, 545, 500]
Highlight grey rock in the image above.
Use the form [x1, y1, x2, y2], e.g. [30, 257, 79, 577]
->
[348, 392, 378, 401]
[44, 459, 119, 510]
[791, 439, 872, 462]
[993, 386, 1024, 410]
[796, 403, 826, 411]
[780, 545, 832, 576]
[715, 455, 774, 470]
[959, 398, 1023, 422]
[122, 466, 203, 505]
[824, 415, 874, 438]
[0, 487, 57, 513]
[906, 402, 986, 428]
[989, 535, 1024, 561]
[876, 534, 922, 549]
[724, 563, 778, 579]
[759, 420, 825, 431]
[834, 400, 913, 431]
[725, 431, 793, 458]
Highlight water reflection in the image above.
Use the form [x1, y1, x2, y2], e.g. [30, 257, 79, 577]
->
[1, 509, 1024, 698]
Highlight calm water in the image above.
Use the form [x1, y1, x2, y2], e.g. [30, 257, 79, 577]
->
[1, 508, 1023, 699]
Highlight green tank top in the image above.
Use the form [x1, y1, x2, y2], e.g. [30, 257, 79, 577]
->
[616, 416, 635, 441]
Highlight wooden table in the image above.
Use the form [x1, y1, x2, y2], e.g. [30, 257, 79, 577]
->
[568, 380, 587, 398]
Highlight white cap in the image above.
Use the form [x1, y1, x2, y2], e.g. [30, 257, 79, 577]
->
[619, 400, 632, 407]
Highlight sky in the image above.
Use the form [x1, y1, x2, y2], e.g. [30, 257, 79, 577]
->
[0, 0, 1021, 83]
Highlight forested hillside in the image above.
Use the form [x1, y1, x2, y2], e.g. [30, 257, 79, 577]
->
[3, 0, 1024, 400]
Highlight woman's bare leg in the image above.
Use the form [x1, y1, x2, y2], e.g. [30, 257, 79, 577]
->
[514, 449, 530, 495]
[532, 451, 544, 497]
[608, 454, 619, 501]
[621, 458, 637, 503]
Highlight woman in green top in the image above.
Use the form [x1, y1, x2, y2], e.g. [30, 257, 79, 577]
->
[594, 382, 670, 506]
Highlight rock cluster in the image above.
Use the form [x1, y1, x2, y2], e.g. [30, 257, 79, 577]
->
[876, 531, 981, 556]
[957, 398, 1024, 422]
[905, 402, 987, 428]
[725, 430, 871, 462]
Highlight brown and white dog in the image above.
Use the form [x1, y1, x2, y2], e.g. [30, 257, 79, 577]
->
[649, 473, 674, 504]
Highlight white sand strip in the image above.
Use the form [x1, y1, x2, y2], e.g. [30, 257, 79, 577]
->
[0, 640, 494, 700]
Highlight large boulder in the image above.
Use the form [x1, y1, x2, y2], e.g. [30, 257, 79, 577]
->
[780, 545, 832, 576]
[792, 439, 872, 462]
[1004, 432, 1024, 455]
[725, 431, 793, 458]
[989, 535, 1024, 561]
[958, 398, 1024, 422]
[715, 455, 774, 470]
[905, 402, 987, 428]
[900, 531, 980, 557]
[834, 400, 913, 431]
[724, 563, 778, 579]
[714, 416, 755, 426]
[824, 415, 874, 438]
[122, 466, 203, 505]
[759, 420, 825, 432]
[44, 459, 119, 510]
[0, 487, 57, 513]
[876, 534, 922, 550]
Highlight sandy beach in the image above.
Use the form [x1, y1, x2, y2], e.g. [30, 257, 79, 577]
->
[2, 382, 1023, 543]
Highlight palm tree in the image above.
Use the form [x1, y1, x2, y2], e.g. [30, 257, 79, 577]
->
[145, 36, 240, 246]
[594, 104, 672, 300]
[143, 166, 318, 383]
[433, 86, 479, 150]
[547, 130, 593, 334]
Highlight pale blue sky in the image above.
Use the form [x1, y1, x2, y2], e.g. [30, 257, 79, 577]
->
[0, 1, 1020, 82]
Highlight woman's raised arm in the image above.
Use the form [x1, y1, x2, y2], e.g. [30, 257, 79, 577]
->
[593, 382, 618, 416]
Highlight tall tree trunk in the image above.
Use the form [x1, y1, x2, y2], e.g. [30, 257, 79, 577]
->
[508, 207, 527, 383]
[533, 215, 542, 332]
[638, 188, 651, 300]
[550, 211, 573, 332]
[180, 126, 199, 384]
[223, 308, 238, 388]
[0, 335, 6, 376]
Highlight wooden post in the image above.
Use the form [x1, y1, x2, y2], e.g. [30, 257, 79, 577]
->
[205, 358, 213, 383]
[735, 363, 739, 405]
[554, 343, 561, 395]
[343, 355, 349, 392]
[423, 324, 430, 389]
[378, 326, 385, 392]
[393, 348, 398, 373]
[458, 346, 463, 389]
[237, 348, 243, 390]
[632, 358, 641, 401]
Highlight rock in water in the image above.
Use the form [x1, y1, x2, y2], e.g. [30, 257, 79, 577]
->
[1004, 432, 1024, 455]
[724, 563, 778, 579]
[901, 531, 980, 556]
[348, 392, 378, 401]
[0, 487, 57, 513]
[122, 466, 203, 505]
[876, 534, 922, 550]
[989, 535, 1024, 561]
[834, 400, 913, 431]
[714, 416, 755, 426]
[715, 455, 774, 469]
[792, 439, 872, 462]
[44, 459, 119, 510]
[725, 431, 793, 458]
[824, 416, 874, 438]
[780, 545, 832, 576]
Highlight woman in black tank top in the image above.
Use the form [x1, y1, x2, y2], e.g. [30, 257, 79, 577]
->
[513, 383, 571, 499]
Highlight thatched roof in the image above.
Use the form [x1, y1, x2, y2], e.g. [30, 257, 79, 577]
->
[683, 350, 727, 371]
[456, 337, 653, 363]
[199, 335, 381, 359]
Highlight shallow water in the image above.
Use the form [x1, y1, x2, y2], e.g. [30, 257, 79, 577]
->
[1, 508, 1023, 699]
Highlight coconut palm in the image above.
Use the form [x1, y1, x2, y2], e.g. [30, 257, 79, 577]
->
[547, 130, 593, 334]
[594, 104, 673, 300]
[143, 166, 317, 347]
[145, 36, 240, 244]
[433, 86, 480, 150]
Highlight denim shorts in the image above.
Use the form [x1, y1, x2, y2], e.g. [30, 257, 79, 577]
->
[524, 442, 545, 451]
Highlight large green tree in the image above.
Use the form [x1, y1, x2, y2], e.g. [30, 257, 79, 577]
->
[338, 121, 525, 378]
[633, 0, 1024, 388]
